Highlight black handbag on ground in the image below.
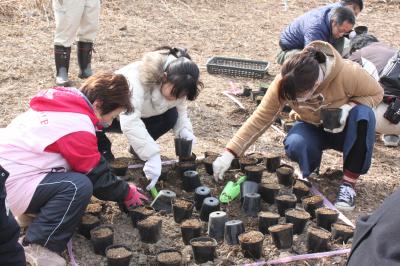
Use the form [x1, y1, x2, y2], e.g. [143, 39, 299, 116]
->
[380, 50, 400, 90]
[384, 97, 400, 124]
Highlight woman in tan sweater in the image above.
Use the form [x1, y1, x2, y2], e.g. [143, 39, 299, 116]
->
[213, 41, 383, 211]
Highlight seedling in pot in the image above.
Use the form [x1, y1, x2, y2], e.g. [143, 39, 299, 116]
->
[156, 249, 183, 266]
[316, 207, 339, 231]
[90, 225, 114, 255]
[208, 211, 228, 241]
[224, 219, 245, 245]
[137, 215, 162, 244]
[244, 165, 265, 183]
[194, 186, 211, 211]
[302, 195, 324, 218]
[172, 198, 194, 223]
[258, 211, 280, 234]
[181, 218, 203, 245]
[105, 244, 133, 266]
[181, 170, 202, 192]
[200, 197, 220, 222]
[269, 223, 294, 249]
[190, 237, 218, 264]
[285, 208, 311, 235]
[242, 193, 261, 217]
[331, 223, 354, 244]
[275, 194, 297, 217]
[79, 214, 100, 239]
[258, 182, 280, 204]
[238, 231, 264, 259]
[276, 165, 295, 187]
[307, 226, 331, 252]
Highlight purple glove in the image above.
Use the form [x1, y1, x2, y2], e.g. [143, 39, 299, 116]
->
[124, 184, 148, 209]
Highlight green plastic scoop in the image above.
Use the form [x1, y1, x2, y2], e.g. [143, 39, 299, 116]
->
[150, 187, 159, 199]
[219, 175, 247, 203]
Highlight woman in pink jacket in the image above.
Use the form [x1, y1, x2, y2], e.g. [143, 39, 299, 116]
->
[0, 73, 146, 266]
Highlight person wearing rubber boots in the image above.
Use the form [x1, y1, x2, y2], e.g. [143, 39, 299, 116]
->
[1, 73, 147, 266]
[53, 0, 100, 86]
[96, 46, 203, 191]
[0, 165, 26, 266]
[213, 41, 383, 211]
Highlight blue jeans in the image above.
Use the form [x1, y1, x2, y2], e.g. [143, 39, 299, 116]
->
[284, 105, 376, 178]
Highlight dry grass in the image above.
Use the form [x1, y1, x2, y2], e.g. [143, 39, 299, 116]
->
[0, 0, 52, 19]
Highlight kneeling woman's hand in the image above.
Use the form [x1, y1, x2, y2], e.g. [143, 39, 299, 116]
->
[324, 103, 355, 133]
[124, 184, 148, 209]
[179, 128, 196, 147]
[143, 154, 162, 190]
[212, 150, 235, 182]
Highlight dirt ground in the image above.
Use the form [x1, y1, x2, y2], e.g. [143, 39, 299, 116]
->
[1, 0, 400, 265]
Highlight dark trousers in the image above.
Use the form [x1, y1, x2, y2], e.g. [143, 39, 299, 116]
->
[0, 166, 26, 266]
[97, 107, 179, 158]
[24, 172, 92, 253]
[284, 105, 376, 178]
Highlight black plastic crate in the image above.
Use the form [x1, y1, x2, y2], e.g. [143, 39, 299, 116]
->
[206, 56, 269, 79]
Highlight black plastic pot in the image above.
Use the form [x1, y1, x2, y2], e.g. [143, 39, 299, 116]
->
[292, 179, 311, 202]
[320, 108, 342, 131]
[208, 211, 227, 241]
[242, 193, 261, 217]
[137, 216, 162, 243]
[265, 155, 281, 173]
[172, 198, 194, 223]
[302, 195, 324, 218]
[181, 170, 202, 192]
[150, 190, 176, 213]
[181, 219, 203, 245]
[238, 231, 264, 259]
[316, 207, 339, 231]
[176, 161, 197, 178]
[268, 223, 294, 250]
[203, 156, 217, 175]
[239, 157, 258, 171]
[79, 214, 100, 239]
[224, 219, 245, 245]
[200, 197, 220, 222]
[248, 152, 265, 164]
[307, 226, 331, 252]
[90, 225, 114, 255]
[275, 194, 297, 217]
[230, 158, 240, 170]
[331, 223, 354, 243]
[105, 244, 132, 266]
[129, 206, 155, 228]
[276, 165, 295, 187]
[258, 183, 280, 204]
[174, 138, 192, 157]
[156, 248, 182, 266]
[354, 25, 368, 35]
[285, 208, 311, 235]
[190, 237, 218, 264]
[194, 186, 211, 211]
[240, 181, 259, 203]
[178, 152, 196, 163]
[244, 165, 265, 183]
[109, 158, 129, 176]
[258, 211, 280, 234]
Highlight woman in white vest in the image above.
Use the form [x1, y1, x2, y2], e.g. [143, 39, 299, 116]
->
[97, 46, 203, 190]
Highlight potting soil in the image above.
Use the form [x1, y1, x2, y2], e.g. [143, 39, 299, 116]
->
[303, 195, 324, 204]
[106, 247, 132, 258]
[174, 199, 193, 209]
[308, 227, 331, 239]
[191, 240, 216, 247]
[181, 219, 202, 228]
[332, 223, 354, 233]
[259, 211, 280, 219]
[81, 214, 100, 225]
[138, 215, 161, 227]
[269, 223, 293, 233]
[238, 231, 264, 243]
[157, 251, 182, 263]
[86, 203, 102, 214]
[286, 209, 311, 219]
[316, 207, 338, 215]
[92, 227, 113, 238]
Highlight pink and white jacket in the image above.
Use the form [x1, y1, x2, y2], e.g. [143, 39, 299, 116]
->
[0, 87, 101, 216]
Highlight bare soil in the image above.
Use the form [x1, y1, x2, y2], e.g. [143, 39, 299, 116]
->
[2, 0, 400, 265]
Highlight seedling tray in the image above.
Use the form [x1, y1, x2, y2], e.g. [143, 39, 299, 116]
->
[206, 56, 269, 79]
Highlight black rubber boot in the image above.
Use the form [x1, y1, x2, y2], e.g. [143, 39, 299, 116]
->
[54, 45, 71, 86]
[77, 41, 93, 79]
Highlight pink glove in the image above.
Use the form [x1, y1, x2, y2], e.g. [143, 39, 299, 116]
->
[124, 185, 148, 209]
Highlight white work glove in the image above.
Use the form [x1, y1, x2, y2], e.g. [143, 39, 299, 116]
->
[143, 154, 162, 191]
[179, 128, 196, 147]
[212, 150, 235, 182]
[323, 103, 354, 134]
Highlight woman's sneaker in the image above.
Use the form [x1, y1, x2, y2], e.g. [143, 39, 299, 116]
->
[335, 183, 356, 211]
[24, 244, 66, 266]
[382, 134, 400, 147]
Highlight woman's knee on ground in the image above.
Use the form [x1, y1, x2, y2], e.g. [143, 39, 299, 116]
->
[284, 133, 308, 159]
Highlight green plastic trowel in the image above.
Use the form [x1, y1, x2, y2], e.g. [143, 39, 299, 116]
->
[150, 187, 159, 199]
[219, 175, 247, 203]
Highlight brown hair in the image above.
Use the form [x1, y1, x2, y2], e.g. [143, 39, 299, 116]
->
[80, 72, 133, 115]
[278, 47, 326, 101]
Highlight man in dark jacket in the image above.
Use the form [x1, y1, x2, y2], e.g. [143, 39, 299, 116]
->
[349, 34, 400, 147]
[277, 5, 357, 64]
[0, 165, 26, 266]
[347, 188, 400, 265]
